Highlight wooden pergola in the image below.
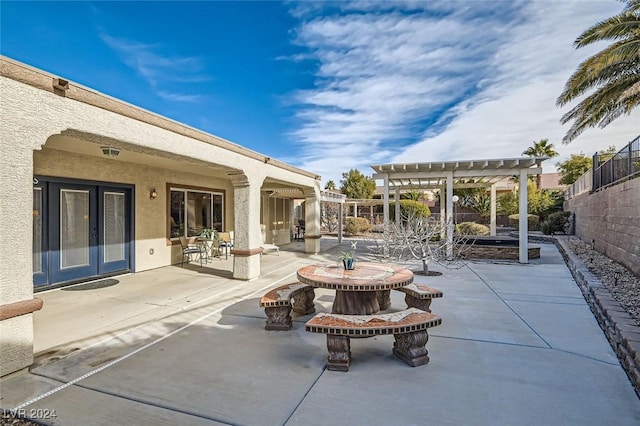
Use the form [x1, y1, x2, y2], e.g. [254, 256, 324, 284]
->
[371, 157, 547, 263]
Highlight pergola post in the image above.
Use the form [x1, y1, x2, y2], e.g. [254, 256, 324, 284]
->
[446, 172, 454, 258]
[383, 175, 389, 226]
[338, 202, 343, 244]
[395, 188, 400, 222]
[519, 169, 529, 263]
[490, 183, 497, 236]
[439, 186, 445, 241]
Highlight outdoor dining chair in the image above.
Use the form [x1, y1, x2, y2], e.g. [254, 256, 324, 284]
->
[179, 236, 204, 267]
[218, 232, 233, 259]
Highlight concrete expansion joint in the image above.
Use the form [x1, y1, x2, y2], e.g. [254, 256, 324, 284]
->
[554, 238, 640, 398]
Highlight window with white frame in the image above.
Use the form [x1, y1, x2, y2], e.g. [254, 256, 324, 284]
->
[170, 187, 224, 238]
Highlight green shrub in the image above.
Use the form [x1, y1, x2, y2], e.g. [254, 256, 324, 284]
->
[508, 214, 540, 230]
[390, 200, 431, 221]
[344, 216, 371, 235]
[540, 211, 571, 235]
[540, 220, 553, 235]
[456, 222, 489, 236]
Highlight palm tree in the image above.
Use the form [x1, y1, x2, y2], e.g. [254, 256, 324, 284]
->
[556, 0, 640, 143]
[522, 139, 559, 188]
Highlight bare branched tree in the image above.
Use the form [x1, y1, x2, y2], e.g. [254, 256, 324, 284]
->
[321, 202, 341, 233]
[371, 209, 472, 274]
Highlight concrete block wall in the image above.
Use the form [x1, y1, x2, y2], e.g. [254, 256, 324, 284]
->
[564, 178, 640, 277]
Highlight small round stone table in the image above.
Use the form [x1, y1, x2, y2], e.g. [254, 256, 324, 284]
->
[297, 262, 414, 315]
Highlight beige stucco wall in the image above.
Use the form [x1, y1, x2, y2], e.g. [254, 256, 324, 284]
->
[0, 103, 42, 377]
[0, 316, 34, 376]
[565, 178, 640, 276]
[34, 148, 235, 271]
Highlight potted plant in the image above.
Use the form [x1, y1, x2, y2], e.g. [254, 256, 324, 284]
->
[337, 242, 357, 270]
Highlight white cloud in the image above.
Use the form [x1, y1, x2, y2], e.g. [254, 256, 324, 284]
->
[287, 1, 639, 185]
[100, 32, 209, 102]
[394, 1, 640, 173]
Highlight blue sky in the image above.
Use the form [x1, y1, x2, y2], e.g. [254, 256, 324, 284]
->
[2, 1, 639, 186]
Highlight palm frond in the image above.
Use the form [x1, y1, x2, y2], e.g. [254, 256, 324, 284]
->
[559, 0, 640, 143]
[575, 13, 640, 47]
[557, 43, 640, 106]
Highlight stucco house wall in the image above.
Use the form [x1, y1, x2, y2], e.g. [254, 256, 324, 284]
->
[0, 56, 321, 377]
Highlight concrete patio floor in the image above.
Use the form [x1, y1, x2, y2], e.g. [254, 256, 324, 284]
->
[1, 238, 640, 425]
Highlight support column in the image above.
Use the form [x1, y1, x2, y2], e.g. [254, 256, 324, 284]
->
[229, 171, 263, 280]
[353, 202, 358, 218]
[0, 146, 39, 377]
[439, 187, 445, 241]
[490, 184, 497, 236]
[446, 172, 454, 258]
[338, 202, 343, 244]
[519, 169, 529, 263]
[383, 175, 389, 226]
[304, 186, 322, 254]
[395, 188, 400, 222]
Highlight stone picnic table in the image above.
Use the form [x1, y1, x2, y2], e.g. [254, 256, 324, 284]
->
[296, 262, 414, 315]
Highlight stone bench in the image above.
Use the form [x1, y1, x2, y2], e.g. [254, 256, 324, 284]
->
[376, 284, 443, 312]
[305, 308, 441, 371]
[394, 283, 443, 312]
[259, 283, 316, 331]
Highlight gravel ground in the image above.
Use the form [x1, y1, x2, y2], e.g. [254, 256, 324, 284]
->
[1, 411, 39, 426]
[567, 236, 640, 325]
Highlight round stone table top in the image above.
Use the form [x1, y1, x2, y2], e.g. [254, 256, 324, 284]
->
[297, 262, 414, 292]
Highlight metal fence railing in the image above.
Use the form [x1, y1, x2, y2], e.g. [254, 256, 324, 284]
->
[564, 169, 592, 200]
[592, 134, 640, 192]
[565, 134, 640, 199]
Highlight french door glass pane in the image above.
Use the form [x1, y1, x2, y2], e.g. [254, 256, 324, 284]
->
[104, 192, 125, 263]
[33, 188, 43, 273]
[60, 189, 90, 268]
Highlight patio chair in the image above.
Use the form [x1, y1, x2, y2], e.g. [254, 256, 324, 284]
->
[218, 232, 233, 259]
[179, 236, 204, 267]
[260, 224, 280, 256]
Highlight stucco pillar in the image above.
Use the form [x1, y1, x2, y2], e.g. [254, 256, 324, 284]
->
[0, 103, 51, 376]
[228, 171, 263, 280]
[304, 189, 321, 254]
[0, 146, 38, 377]
[519, 169, 529, 264]
[490, 184, 497, 236]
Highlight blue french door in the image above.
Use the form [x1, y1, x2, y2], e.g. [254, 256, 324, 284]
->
[98, 187, 131, 274]
[49, 182, 99, 284]
[34, 177, 132, 287]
